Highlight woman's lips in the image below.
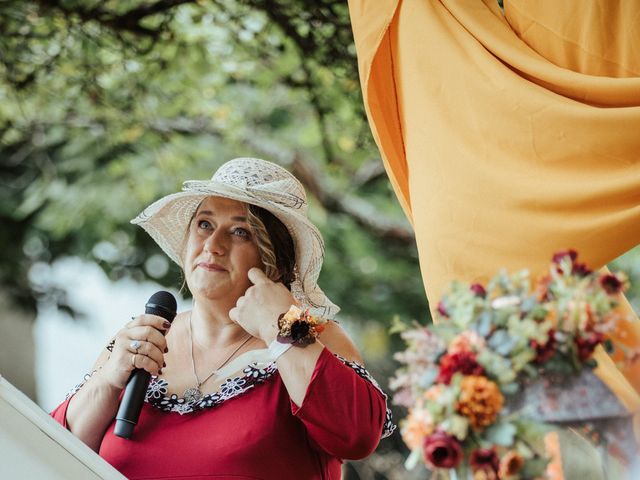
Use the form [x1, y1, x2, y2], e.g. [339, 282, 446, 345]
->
[197, 262, 227, 272]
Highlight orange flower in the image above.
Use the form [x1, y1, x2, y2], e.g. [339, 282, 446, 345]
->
[456, 376, 504, 430]
[424, 384, 444, 402]
[535, 274, 552, 302]
[473, 471, 498, 480]
[448, 331, 486, 354]
[401, 407, 435, 450]
[544, 432, 564, 480]
[498, 450, 525, 477]
[545, 309, 558, 328]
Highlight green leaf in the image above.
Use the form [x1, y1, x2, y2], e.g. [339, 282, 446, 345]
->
[521, 457, 550, 477]
[484, 422, 516, 446]
[389, 314, 408, 334]
[500, 382, 520, 395]
[557, 429, 606, 480]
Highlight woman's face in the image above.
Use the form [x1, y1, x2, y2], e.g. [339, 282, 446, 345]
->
[183, 196, 263, 303]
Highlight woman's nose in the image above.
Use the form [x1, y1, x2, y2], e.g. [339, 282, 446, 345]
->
[203, 229, 226, 255]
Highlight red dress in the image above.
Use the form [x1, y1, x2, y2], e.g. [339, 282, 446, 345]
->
[51, 348, 393, 480]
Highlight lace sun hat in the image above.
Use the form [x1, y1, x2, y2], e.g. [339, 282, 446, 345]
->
[131, 157, 339, 318]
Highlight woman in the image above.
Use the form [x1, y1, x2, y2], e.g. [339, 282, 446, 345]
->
[51, 157, 394, 480]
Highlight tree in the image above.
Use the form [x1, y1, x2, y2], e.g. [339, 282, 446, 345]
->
[0, 0, 424, 314]
[0, 2, 428, 476]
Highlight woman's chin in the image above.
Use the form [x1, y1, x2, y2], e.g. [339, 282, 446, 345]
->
[195, 285, 248, 303]
[187, 273, 252, 302]
[189, 282, 229, 299]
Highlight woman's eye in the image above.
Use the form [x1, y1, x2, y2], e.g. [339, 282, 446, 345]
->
[197, 219, 212, 229]
[232, 228, 251, 239]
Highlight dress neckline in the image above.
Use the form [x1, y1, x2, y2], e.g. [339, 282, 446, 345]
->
[145, 361, 278, 415]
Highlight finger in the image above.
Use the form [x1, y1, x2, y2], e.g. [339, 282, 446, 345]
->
[127, 338, 143, 354]
[127, 340, 165, 366]
[127, 326, 167, 352]
[236, 295, 246, 308]
[248, 267, 270, 285]
[126, 314, 172, 331]
[131, 353, 162, 375]
[229, 307, 238, 322]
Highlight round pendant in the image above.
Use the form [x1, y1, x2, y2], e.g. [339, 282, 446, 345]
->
[183, 386, 203, 404]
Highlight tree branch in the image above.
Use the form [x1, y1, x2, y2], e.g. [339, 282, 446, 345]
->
[290, 155, 415, 245]
[353, 159, 388, 188]
[34, 0, 195, 37]
[232, 128, 413, 244]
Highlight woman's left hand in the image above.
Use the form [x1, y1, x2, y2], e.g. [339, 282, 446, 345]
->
[229, 267, 295, 343]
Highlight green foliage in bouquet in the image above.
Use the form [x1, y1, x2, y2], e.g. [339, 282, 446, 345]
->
[390, 250, 628, 479]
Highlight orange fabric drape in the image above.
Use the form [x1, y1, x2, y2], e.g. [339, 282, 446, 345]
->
[348, 0, 640, 410]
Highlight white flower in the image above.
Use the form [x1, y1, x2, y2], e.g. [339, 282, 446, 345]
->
[491, 295, 521, 309]
[145, 378, 168, 400]
[175, 401, 194, 415]
[219, 377, 247, 399]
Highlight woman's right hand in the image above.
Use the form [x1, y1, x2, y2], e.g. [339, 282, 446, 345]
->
[100, 315, 170, 390]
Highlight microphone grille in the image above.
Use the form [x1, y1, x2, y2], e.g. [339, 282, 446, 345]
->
[145, 291, 177, 321]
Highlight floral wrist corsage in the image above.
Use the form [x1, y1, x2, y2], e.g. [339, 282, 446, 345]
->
[277, 305, 327, 346]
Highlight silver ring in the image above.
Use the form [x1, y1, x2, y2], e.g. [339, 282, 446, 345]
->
[130, 340, 141, 353]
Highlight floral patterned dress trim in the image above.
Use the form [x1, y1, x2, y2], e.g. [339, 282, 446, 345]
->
[64, 355, 396, 438]
[335, 355, 397, 439]
[144, 363, 278, 415]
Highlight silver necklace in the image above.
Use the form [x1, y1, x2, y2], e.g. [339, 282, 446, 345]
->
[183, 313, 252, 404]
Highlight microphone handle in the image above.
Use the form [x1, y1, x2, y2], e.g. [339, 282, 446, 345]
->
[114, 369, 151, 439]
[113, 291, 176, 439]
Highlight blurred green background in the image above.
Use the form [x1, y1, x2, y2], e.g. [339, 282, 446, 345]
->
[1, 1, 638, 479]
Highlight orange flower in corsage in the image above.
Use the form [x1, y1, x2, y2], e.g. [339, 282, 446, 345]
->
[277, 305, 327, 346]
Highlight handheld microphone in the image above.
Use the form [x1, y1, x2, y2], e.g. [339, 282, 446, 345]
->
[114, 291, 177, 439]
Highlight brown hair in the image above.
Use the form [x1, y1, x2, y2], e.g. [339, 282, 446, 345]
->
[246, 204, 296, 289]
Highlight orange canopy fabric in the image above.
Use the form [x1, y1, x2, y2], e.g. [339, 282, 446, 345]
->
[347, 0, 640, 409]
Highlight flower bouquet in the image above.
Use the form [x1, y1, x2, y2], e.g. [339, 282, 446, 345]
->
[391, 250, 634, 479]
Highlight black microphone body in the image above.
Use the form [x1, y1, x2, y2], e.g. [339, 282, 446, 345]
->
[114, 291, 177, 439]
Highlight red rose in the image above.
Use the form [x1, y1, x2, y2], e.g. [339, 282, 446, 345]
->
[571, 262, 592, 277]
[437, 351, 485, 384]
[552, 249, 577, 265]
[470, 447, 499, 474]
[531, 329, 556, 364]
[552, 250, 591, 276]
[600, 274, 623, 295]
[423, 432, 463, 469]
[470, 283, 487, 298]
[437, 300, 449, 317]
[576, 331, 605, 361]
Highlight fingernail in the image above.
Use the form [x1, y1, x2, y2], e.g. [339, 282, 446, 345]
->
[163, 361, 166, 367]
[164, 347, 168, 353]
[163, 321, 171, 329]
